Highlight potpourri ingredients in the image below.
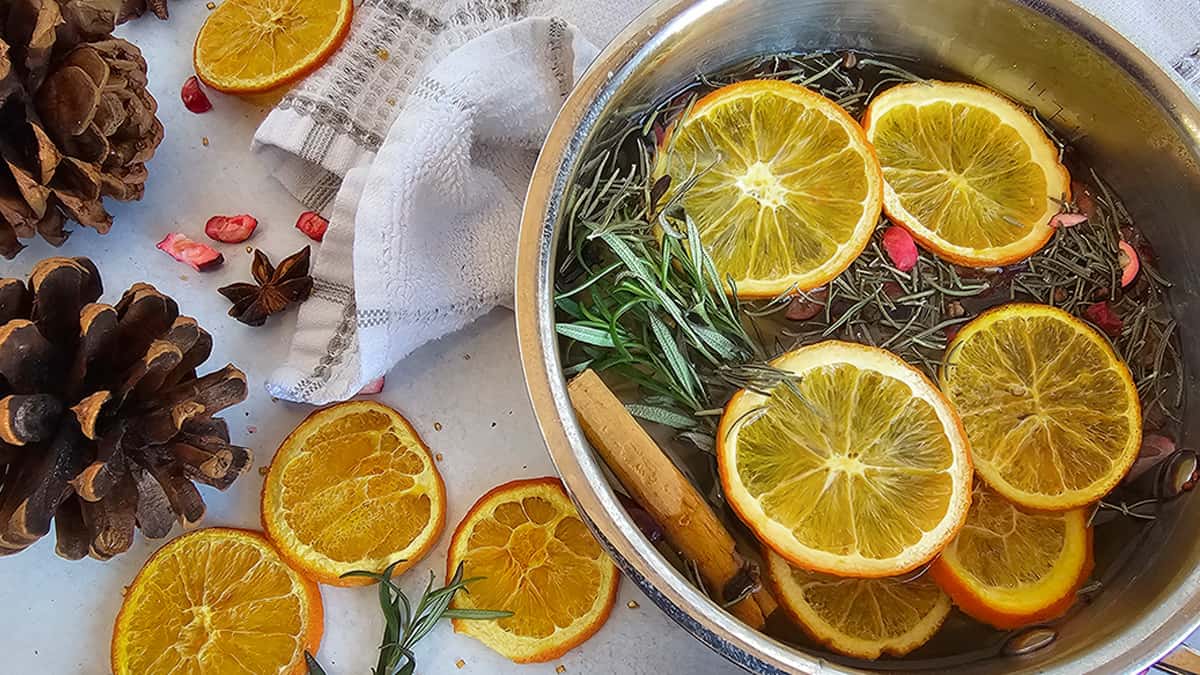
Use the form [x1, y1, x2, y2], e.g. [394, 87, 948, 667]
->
[0, 258, 250, 559]
[111, 528, 322, 674]
[446, 478, 619, 663]
[157, 233, 224, 271]
[766, 548, 952, 658]
[863, 81, 1070, 267]
[261, 401, 446, 585]
[204, 214, 257, 242]
[295, 211, 329, 241]
[181, 75, 213, 113]
[930, 485, 1093, 629]
[218, 246, 313, 326]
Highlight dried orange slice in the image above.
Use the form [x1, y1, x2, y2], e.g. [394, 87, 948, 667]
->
[718, 341, 972, 577]
[940, 303, 1141, 510]
[930, 485, 1093, 629]
[863, 81, 1070, 266]
[194, 0, 354, 94]
[765, 548, 951, 659]
[261, 401, 445, 586]
[111, 528, 322, 675]
[447, 477, 618, 663]
[658, 79, 883, 297]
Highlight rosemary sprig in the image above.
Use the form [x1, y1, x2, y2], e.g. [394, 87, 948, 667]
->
[305, 560, 512, 675]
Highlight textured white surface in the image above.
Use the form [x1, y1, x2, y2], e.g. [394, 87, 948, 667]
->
[0, 6, 735, 675]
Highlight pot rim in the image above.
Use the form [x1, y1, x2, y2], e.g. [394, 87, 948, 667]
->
[515, 1, 1200, 672]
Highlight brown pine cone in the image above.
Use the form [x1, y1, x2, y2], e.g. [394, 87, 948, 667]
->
[0, 0, 164, 258]
[0, 257, 251, 560]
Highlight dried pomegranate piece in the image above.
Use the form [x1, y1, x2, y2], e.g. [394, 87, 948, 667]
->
[181, 76, 212, 113]
[1050, 212, 1088, 228]
[295, 211, 328, 242]
[356, 377, 385, 395]
[1118, 240, 1140, 287]
[205, 214, 258, 243]
[1084, 301, 1123, 336]
[882, 225, 918, 272]
[156, 233, 223, 271]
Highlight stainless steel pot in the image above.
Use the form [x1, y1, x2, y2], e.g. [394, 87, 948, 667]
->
[516, 1, 1200, 672]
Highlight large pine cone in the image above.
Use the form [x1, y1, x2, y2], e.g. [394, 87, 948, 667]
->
[0, 258, 251, 560]
[0, 0, 164, 258]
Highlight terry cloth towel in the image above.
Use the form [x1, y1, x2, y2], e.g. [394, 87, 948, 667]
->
[254, 0, 1200, 404]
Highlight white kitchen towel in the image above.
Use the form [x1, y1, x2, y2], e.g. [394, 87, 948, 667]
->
[255, 0, 1200, 404]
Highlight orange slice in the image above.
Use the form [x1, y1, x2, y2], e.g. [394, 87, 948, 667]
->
[718, 341, 972, 577]
[261, 401, 445, 586]
[940, 303, 1141, 510]
[194, 0, 354, 94]
[658, 79, 883, 297]
[111, 528, 322, 675]
[930, 485, 1093, 629]
[863, 81, 1070, 266]
[446, 477, 619, 663]
[765, 548, 951, 659]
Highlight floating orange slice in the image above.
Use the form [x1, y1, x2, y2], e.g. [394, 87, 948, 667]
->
[261, 401, 446, 586]
[446, 477, 618, 663]
[765, 548, 951, 659]
[111, 528, 322, 675]
[940, 303, 1141, 510]
[863, 81, 1070, 266]
[658, 79, 883, 297]
[718, 341, 973, 577]
[930, 485, 1093, 629]
[194, 0, 354, 94]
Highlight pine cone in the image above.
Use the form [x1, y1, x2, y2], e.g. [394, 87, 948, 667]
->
[0, 257, 251, 560]
[0, 0, 164, 259]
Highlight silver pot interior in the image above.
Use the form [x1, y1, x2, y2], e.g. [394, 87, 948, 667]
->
[517, 0, 1200, 672]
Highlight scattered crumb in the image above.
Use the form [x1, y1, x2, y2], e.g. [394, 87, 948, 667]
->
[258, 466, 269, 476]
[627, 600, 639, 609]
[205, 1, 215, 7]
[245, 246, 253, 254]
[245, 411, 250, 416]
[490, 421, 496, 428]
[463, 353, 471, 360]
[201, 136, 209, 146]
[556, 666, 566, 674]
[434, 422, 443, 431]
[455, 659, 465, 669]
[246, 425, 257, 434]
[377, 48, 390, 61]
[386, 96, 397, 106]
[179, 275, 188, 281]
[435, 453, 443, 462]
[522, 465, 527, 470]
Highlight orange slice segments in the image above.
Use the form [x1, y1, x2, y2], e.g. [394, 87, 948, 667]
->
[446, 477, 619, 663]
[194, 0, 354, 94]
[261, 401, 446, 586]
[111, 528, 322, 675]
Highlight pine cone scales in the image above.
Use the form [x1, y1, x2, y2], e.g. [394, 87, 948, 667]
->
[0, 257, 250, 560]
[0, 0, 163, 259]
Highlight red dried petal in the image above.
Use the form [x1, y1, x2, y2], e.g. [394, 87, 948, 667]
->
[1118, 240, 1140, 287]
[181, 76, 212, 114]
[785, 287, 828, 321]
[295, 211, 328, 242]
[357, 376, 385, 395]
[882, 226, 918, 272]
[1125, 433, 1177, 483]
[205, 214, 258, 243]
[156, 233, 224, 271]
[1084, 301, 1123, 336]
[1050, 212, 1088, 228]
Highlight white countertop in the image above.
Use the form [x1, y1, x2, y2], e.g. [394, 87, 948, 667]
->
[1, 5, 1196, 675]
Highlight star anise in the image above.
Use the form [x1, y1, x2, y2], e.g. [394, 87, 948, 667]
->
[218, 247, 313, 327]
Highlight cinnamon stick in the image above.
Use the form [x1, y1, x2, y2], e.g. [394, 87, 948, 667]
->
[567, 369, 778, 628]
